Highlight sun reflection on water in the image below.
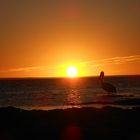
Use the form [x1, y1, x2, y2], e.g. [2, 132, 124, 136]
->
[66, 89, 81, 105]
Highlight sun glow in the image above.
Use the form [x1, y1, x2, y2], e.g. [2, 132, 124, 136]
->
[67, 67, 78, 77]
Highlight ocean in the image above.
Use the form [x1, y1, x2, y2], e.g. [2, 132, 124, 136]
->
[0, 76, 140, 110]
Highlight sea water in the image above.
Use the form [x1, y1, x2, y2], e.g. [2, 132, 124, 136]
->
[0, 76, 140, 110]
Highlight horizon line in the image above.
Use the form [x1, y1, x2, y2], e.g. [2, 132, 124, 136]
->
[0, 74, 140, 79]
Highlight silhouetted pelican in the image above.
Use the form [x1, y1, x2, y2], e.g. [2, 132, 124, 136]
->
[99, 71, 117, 94]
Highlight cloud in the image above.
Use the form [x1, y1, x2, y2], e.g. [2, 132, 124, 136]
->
[0, 65, 57, 73]
[78, 54, 140, 67]
[0, 54, 140, 73]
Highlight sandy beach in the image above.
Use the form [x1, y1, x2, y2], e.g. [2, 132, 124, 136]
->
[0, 106, 140, 140]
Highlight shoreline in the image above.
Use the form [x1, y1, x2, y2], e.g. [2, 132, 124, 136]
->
[0, 97, 140, 111]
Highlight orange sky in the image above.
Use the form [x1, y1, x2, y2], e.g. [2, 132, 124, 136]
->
[0, 0, 140, 78]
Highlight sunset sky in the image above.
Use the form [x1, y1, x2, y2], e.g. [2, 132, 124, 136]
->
[0, 0, 140, 78]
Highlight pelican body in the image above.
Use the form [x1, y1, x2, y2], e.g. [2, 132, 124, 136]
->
[99, 71, 117, 94]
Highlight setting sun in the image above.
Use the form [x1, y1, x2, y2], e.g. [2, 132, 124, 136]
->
[67, 67, 78, 77]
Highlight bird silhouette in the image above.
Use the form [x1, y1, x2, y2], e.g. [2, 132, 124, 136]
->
[99, 71, 117, 95]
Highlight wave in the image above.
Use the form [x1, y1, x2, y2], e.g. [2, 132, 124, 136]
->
[65, 98, 140, 106]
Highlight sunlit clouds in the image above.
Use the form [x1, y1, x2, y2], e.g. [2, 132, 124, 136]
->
[0, 54, 139, 77]
[82, 55, 140, 67]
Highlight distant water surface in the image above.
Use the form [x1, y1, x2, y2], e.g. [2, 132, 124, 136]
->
[0, 76, 140, 110]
